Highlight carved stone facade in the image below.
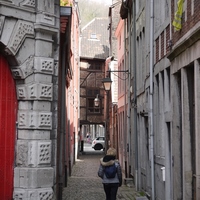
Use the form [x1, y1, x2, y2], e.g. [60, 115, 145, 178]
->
[0, 0, 60, 199]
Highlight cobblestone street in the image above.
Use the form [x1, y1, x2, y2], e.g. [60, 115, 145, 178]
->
[62, 144, 141, 200]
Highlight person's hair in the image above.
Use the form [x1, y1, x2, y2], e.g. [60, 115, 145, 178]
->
[106, 147, 116, 156]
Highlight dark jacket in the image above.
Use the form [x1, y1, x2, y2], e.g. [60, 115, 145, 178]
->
[98, 155, 122, 186]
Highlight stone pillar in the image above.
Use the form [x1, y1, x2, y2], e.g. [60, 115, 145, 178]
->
[0, 0, 59, 199]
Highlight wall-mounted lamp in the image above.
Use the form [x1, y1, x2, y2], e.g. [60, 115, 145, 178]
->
[94, 94, 100, 107]
[102, 77, 112, 91]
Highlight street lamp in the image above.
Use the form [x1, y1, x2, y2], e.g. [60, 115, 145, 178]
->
[102, 71, 129, 154]
[94, 94, 100, 107]
[102, 77, 112, 91]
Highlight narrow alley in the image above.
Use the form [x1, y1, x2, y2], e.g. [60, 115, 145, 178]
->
[62, 143, 142, 200]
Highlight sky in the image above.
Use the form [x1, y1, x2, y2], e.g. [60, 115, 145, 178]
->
[90, 0, 113, 6]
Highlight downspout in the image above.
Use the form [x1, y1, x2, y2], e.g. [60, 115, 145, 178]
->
[132, 0, 138, 191]
[124, 18, 128, 178]
[67, 14, 72, 178]
[127, 7, 131, 177]
[150, 0, 155, 199]
[112, 104, 114, 147]
[105, 56, 114, 153]
[59, 25, 67, 200]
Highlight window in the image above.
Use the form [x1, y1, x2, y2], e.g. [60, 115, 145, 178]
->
[87, 89, 101, 114]
[88, 98, 100, 113]
[88, 61, 102, 70]
[90, 33, 97, 39]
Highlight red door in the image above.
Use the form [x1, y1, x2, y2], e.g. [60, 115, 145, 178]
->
[0, 55, 17, 199]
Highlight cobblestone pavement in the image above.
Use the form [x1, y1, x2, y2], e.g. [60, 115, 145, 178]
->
[62, 144, 141, 200]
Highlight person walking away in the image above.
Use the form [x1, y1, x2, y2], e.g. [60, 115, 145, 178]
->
[98, 147, 122, 200]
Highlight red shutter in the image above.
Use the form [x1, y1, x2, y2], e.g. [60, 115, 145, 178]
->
[0, 55, 17, 199]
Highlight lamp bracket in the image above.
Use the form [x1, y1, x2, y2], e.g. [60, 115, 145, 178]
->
[107, 70, 129, 73]
[107, 70, 129, 80]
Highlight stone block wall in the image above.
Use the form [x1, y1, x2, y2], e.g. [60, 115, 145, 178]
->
[0, 0, 60, 199]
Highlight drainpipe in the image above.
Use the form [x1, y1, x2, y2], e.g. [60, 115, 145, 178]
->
[59, 29, 67, 200]
[112, 104, 114, 146]
[150, 0, 155, 199]
[127, 8, 131, 177]
[123, 18, 128, 178]
[132, 0, 138, 190]
[104, 56, 113, 152]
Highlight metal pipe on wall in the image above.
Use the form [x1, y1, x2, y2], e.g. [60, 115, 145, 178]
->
[132, 0, 138, 191]
[150, 0, 155, 199]
[59, 26, 66, 200]
[123, 14, 128, 178]
[127, 6, 131, 177]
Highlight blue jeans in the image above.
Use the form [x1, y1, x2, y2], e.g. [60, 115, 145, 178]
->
[103, 183, 119, 200]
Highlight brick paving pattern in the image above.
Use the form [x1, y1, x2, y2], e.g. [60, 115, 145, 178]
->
[62, 146, 141, 200]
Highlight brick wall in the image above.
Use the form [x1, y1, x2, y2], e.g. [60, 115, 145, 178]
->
[172, 0, 200, 44]
[155, 25, 170, 64]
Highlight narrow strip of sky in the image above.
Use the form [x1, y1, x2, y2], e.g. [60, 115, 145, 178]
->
[90, 0, 112, 6]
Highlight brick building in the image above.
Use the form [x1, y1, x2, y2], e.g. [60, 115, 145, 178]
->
[79, 18, 109, 144]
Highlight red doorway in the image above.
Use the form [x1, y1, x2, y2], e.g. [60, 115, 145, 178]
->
[0, 55, 17, 199]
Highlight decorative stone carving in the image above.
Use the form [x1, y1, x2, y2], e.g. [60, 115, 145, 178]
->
[20, 0, 36, 9]
[38, 188, 53, 200]
[39, 112, 52, 127]
[38, 142, 51, 164]
[17, 83, 53, 100]
[39, 84, 53, 99]
[13, 189, 26, 199]
[19, 112, 26, 127]
[28, 83, 53, 100]
[34, 57, 54, 74]
[29, 112, 37, 127]
[17, 140, 51, 167]
[12, 69, 24, 80]
[11, 56, 34, 79]
[17, 86, 26, 99]
[17, 142, 28, 166]
[7, 20, 34, 55]
[18, 111, 52, 129]
[13, 188, 53, 200]
[29, 84, 37, 99]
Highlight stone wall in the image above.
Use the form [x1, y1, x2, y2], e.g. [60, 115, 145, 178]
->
[0, 0, 59, 199]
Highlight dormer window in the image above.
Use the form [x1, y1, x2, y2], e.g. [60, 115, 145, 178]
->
[90, 33, 97, 39]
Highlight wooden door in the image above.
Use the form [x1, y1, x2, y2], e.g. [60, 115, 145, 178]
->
[0, 55, 17, 199]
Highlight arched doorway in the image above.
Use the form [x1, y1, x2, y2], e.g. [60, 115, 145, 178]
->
[0, 55, 17, 199]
